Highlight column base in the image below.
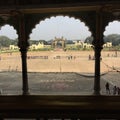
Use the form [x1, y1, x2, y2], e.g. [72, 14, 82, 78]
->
[22, 91, 30, 95]
[93, 90, 101, 95]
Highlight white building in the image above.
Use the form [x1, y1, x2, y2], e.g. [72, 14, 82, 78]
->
[103, 42, 112, 48]
[29, 42, 44, 50]
[74, 40, 93, 48]
[9, 45, 19, 50]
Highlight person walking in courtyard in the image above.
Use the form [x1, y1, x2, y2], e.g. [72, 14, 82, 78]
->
[117, 87, 120, 95]
[105, 82, 110, 94]
[113, 85, 117, 95]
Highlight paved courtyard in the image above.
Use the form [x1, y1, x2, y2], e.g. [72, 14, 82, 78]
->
[0, 71, 119, 95]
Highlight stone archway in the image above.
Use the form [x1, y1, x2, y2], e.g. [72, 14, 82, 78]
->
[52, 36, 66, 50]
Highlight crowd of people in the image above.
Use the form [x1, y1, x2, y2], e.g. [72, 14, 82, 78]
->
[105, 82, 120, 95]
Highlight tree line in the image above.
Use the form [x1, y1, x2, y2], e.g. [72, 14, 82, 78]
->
[84, 34, 120, 46]
[0, 36, 76, 47]
[0, 34, 120, 48]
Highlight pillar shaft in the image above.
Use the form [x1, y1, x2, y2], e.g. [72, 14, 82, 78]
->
[20, 49, 29, 95]
[94, 47, 101, 95]
[18, 12, 29, 95]
[93, 9, 103, 95]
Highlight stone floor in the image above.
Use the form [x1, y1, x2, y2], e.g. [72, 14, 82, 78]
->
[0, 71, 119, 95]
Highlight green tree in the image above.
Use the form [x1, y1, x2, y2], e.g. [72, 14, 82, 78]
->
[84, 36, 93, 44]
[0, 36, 18, 47]
[0, 36, 11, 47]
[104, 34, 120, 46]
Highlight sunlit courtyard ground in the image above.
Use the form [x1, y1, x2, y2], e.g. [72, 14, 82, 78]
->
[0, 50, 120, 95]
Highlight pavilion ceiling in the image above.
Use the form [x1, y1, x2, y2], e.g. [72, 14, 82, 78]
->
[0, 0, 119, 14]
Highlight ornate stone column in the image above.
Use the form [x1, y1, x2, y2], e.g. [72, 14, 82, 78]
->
[93, 9, 104, 95]
[17, 12, 29, 95]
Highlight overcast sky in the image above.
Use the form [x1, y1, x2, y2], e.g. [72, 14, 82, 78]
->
[0, 16, 120, 41]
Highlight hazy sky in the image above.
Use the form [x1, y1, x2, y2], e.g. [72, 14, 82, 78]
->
[30, 16, 91, 41]
[0, 16, 120, 41]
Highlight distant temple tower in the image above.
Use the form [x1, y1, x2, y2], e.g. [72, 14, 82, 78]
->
[52, 36, 66, 50]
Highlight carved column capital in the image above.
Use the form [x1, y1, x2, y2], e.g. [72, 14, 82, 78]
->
[16, 11, 29, 50]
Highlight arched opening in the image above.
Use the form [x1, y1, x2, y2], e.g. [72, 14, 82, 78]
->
[101, 20, 120, 95]
[27, 15, 97, 95]
[0, 24, 22, 95]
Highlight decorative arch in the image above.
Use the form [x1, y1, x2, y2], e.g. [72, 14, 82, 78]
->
[102, 6, 120, 36]
[104, 20, 120, 36]
[29, 14, 93, 41]
[0, 24, 18, 39]
[51, 36, 66, 50]
[0, 14, 18, 31]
